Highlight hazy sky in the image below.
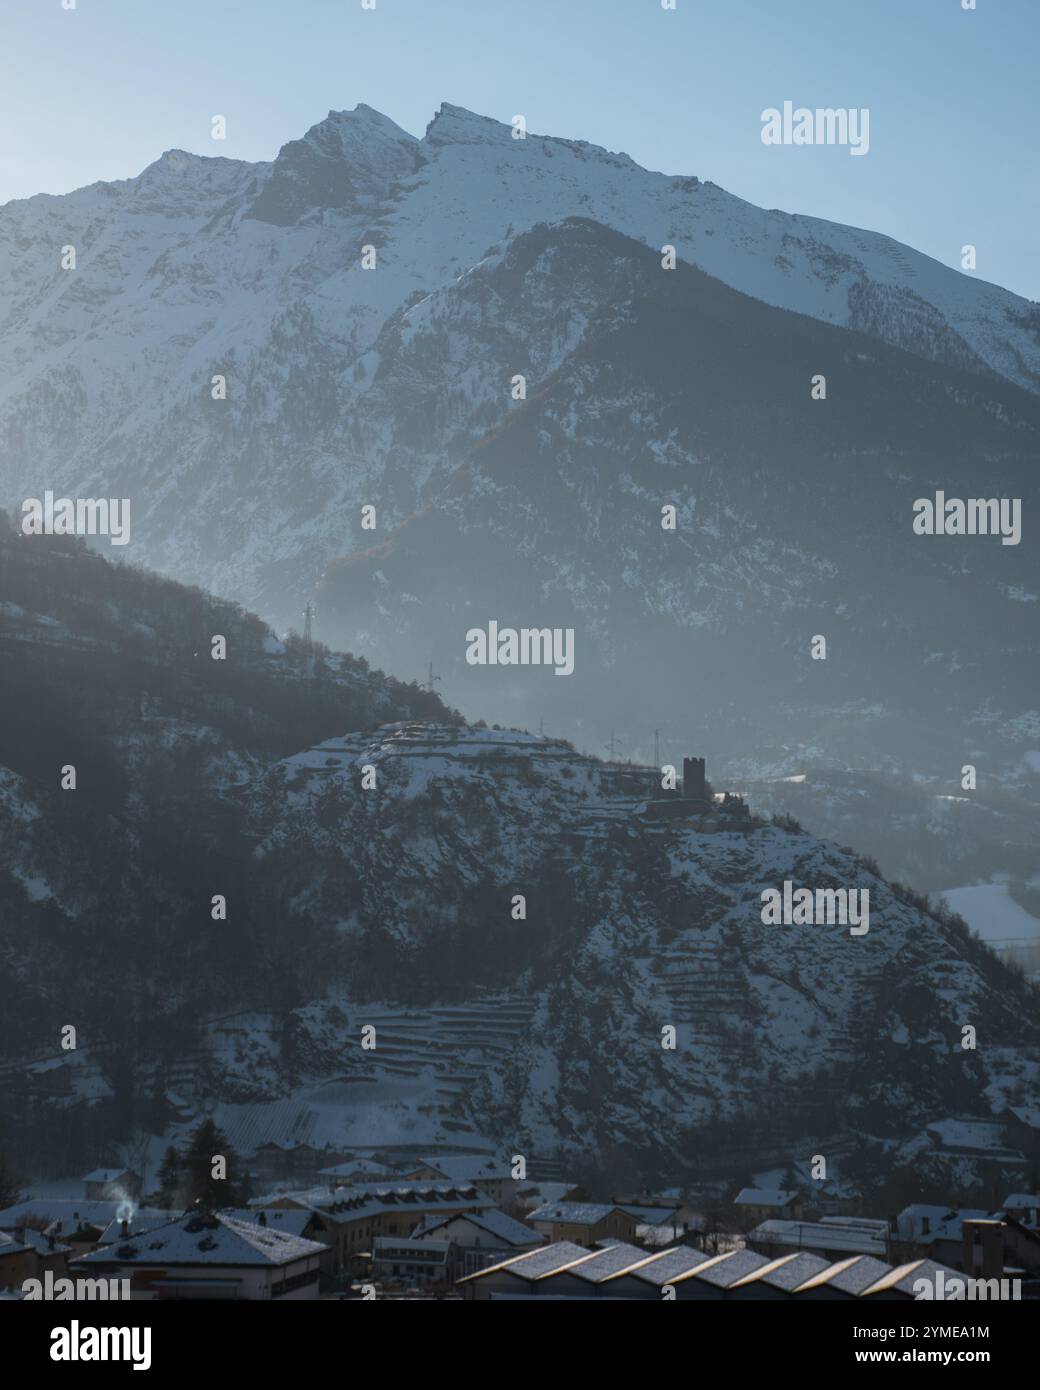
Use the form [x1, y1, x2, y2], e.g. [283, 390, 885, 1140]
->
[3, 0, 1037, 300]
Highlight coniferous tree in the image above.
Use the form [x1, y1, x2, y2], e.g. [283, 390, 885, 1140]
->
[183, 1119, 252, 1210]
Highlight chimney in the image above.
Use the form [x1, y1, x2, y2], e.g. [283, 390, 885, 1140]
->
[120, 1218, 130, 1238]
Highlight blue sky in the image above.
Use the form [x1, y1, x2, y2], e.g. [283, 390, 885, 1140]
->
[3, 0, 1037, 299]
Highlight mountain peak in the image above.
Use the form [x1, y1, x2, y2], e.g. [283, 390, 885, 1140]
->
[423, 102, 513, 147]
[246, 102, 419, 225]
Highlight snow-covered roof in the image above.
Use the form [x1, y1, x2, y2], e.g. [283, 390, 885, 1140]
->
[0, 1199, 130, 1231]
[527, 1201, 625, 1225]
[750, 1219, 887, 1256]
[220, 1207, 329, 1240]
[894, 1205, 987, 1244]
[617, 1204, 676, 1226]
[1003, 1193, 1040, 1208]
[689, 1249, 771, 1288]
[617, 1247, 713, 1287]
[317, 1159, 398, 1179]
[796, 1255, 892, 1295]
[415, 1207, 540, 1247]
[457, 1241, 589, 1283]
[95, 1211, 182, 1245]
[76, 1212, 327, 1268]
[82, 1168, 135, 1184]
[1006, 1108, 1040, 1130]
[735, 1187, 797, 1208]
[542, 1242, 650, 1283]
[12, 1227, 73, 1256]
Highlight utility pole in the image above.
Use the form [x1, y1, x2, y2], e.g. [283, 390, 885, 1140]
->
[302, 603, 314, 645]
[653, 728, 660, 770]
[426, 661, 441, 694]
[538, 715, 544, 737]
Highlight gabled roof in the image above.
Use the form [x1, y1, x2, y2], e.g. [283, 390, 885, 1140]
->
[414, 1155, 513, 1184]
[610, 1246, 717, 1287]
[616, 1204, 676, 1226]
[749, 1218, 886, 1255]
[687, 1249, 770, 1288]
[415, 1207, 540, 1247]
[739, 1251, 832, 1291]
[310, 1182, 493, 1225]
[735, 1187, 797, 1207]
[82, 1169, 135, 1184]
[795, 1255, 892, 1295]
[214, 1208, 328, 1240]
[527, 1201, 626, 1225]
[541, 1242, 653, 1283]
[96, 1211, 183, 1245]
[457, 1241, 590, 1284]
[75, 1212, 327, 1268]
[0, 1199, 130, 1232]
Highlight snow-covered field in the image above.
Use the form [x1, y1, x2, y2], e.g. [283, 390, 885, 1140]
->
[940, 881, 1040, 946]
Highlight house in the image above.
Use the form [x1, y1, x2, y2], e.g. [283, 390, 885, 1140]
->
[392, 1160, 451, 1183]
[411, 1208, 543, 1276]
[371, 1238, 455, 1287]
[526, 1201, 638, 1245]
[1001, 1193, 1040, 1227]
[253, 1181, 497, 1275]
[747, 1216, 889, 1260]
[0, 1230, 36, 1291]
[83, 1168, 142, 1202]
[734, 1187, 803, 1224]
[513, 1180, 582, 1212]
[252, 1142, 350, 1187]
[0, 1227, 74, 1291]
[72, 1210, 326, 1300]
[615, 1203, 687, 1243]
[893, 1205, 989, 1268]
[399, 1155, 518, 1205]
[923, 1117, 1026, 1170]
[317, 1158, 399, 1191]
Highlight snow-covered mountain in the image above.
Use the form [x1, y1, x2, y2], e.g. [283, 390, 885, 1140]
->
[2, 101, 1037, 878]
[1, 532, 1037, 1193]
[2, 100, 1037, 616]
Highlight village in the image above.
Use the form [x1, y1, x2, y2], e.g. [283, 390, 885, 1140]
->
[2, 1138, 1039, 1302]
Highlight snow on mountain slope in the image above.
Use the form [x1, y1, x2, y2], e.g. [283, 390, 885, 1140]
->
[1, 101, 1037, 621]
[219, 721, 1038, 1181]
[1, 532, 1036, 1189]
